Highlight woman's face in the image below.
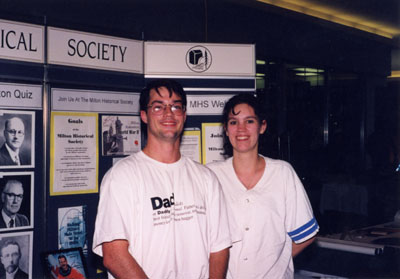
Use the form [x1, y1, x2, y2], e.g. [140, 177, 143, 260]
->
[226, 103, 266, 155]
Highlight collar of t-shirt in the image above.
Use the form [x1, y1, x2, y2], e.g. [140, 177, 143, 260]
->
[2, 210, 14, 228]
[5, 144, 19, 164]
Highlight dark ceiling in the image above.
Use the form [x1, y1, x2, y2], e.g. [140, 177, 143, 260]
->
[0, 0, 399, 71]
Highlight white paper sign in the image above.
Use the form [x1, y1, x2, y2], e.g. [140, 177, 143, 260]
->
[0, 82, 42, 109]
[0, 19, 44, 63]
[145, 42, 255, 76]
[48, 27, 143, 73]
[51, 88, 140, 113]
[186, 94, 234, 115]
[180, 129, 201, 163]
[202, 123, 225, 164]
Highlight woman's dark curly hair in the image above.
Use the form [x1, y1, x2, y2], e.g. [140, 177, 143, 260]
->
[222, 93, 267, 157]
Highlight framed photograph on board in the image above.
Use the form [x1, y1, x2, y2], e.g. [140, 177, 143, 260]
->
[0, 171, 34, 231]
[0, 231, 33, 278]
[42, 247, 88, 279]
[0, 110, 35, 169]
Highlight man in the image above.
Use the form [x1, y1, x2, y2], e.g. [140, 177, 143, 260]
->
[0, 180, 29, 229]
[93, 79, 231, 279]
[0, 117, 28, 166]
[51, 255, 85, 279]
[0, 240, 28, 279]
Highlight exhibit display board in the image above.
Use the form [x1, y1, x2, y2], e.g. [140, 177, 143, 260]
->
[0, 82, 43, 279]
[48, 87, 142, 277]
[1, 17, 256, 278]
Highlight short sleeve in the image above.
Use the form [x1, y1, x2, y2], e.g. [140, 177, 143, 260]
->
[284, 164, 319, 244]
[92, 162, 137, 256]
[207, 171, 232, 253]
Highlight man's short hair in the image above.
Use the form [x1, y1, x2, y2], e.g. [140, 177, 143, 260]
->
[0, 240, 21, 257]
[139, 79, 187, 112]
[58, 255, 67, 261]
[4, 117, 24, 130]
[2, 180, 23, 193]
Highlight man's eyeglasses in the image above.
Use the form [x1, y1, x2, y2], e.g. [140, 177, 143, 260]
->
[147, 103, 186, 116]
[3, 192, 23, 200]
[5, 129, 24, 137]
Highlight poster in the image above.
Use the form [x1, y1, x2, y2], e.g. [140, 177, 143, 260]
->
[50, 112, 98, 195]
[0, 172, 34, 231]
[102, 115, 141, 156]
[180, 129, 201, 163]
[58, 206, 88, 255]
[201, 123, 225, 164]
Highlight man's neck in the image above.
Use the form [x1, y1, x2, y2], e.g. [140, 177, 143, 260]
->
[142, 138, 181, 163]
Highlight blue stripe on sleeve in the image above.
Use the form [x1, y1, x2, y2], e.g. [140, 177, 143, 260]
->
[291, 222, 319, 242]
[288, 217, 316, 237]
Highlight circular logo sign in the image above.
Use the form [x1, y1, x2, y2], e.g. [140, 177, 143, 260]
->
[186, 46, 212, 73]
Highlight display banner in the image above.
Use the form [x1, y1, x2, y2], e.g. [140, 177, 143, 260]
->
[0, 19, 44, 63]
[51, 88, 140, 114]
[145, 42, 255, 77]
[186, 94, 234, 115]
[0, 82, 42, 109]
[47, 27, 143, 73]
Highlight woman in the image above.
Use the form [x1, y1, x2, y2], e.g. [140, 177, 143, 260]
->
[208, 93, 319, 278]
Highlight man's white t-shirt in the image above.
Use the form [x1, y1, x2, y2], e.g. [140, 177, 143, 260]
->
[208, 156, 319, 279]
[93, 151, 232, 279]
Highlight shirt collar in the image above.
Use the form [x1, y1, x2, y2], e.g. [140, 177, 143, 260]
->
[5, 144, 19, 161]
[2, 210, 13, 227]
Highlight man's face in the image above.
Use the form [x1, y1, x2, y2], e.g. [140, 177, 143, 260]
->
[4, 118, 25, 152]
[1, 182, 24, 217]
[0, 244, 20, 274]
[140, 87, 186, 143]
[58, 257, 68, 271]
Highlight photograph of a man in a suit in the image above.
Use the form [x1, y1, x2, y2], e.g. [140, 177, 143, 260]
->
[0, 240, 28, 279]
[0, 117, 28, 166]
[0, 180, 29, 229]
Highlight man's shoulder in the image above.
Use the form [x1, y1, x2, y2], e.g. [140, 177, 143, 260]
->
[16, 213, 29, 226]
[182, 156, 215, 174]
[0, 144, 10, 159]
[15, 268, 29, 279]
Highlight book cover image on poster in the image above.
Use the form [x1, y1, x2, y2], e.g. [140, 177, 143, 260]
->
[102, 115, 141, 156]
[58, 206, 88, 255]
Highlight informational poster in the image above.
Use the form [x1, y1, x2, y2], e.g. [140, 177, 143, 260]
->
[201, 123, 225, 164]
[102, 115, 141, 156]
[50, 112, 98, 195]
[180, 129, 201, 163]
[58, 205, 88, 255]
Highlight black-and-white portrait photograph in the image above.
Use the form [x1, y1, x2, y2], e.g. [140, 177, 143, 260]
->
[0, 231, 32, 279]
[0, 111, 35, 169]
[0, 172, 33, 232]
